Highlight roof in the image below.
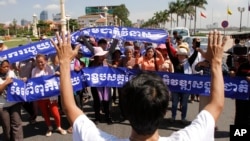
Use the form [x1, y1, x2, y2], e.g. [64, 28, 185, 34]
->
[95, 18, 106, 23]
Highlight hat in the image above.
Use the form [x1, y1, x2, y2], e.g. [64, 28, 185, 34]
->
[93, 47, 108, 57]
[0, 40, 4, 44]
[176, 43, 190, 56]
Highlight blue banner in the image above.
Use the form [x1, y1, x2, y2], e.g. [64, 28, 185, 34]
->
[71, 26, 168, 44]
[7, 67, 250, 102]
[0, 26, 168, 63]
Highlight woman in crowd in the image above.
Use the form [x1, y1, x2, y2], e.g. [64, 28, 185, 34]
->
[31, 54, 66, 136]
[166, 38, 198, 124]
[89, 47, 113, 124]
[110, 46, 122, 104]
[156, 44, 174, 72]
[0, 59, 24, 141]
[136, 45, 164, 71]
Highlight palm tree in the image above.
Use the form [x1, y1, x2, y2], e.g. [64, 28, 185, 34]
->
[168, 0, 185, 27]
[181, 1, 195, 27]
[168, 2, 176, 28]
[185, 0, 208, 34]
[152, 11, 169, 28]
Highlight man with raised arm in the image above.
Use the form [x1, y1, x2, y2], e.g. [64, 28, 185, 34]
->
[51, 30, 226, 141]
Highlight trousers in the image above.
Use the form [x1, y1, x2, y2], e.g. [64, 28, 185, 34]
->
[0, 103, 23, 141]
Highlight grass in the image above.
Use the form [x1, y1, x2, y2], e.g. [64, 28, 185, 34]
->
[4, 38, 31, 49]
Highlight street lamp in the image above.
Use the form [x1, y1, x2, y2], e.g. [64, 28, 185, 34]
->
[60, 0, 66, 32]
[238, 7, 245, 32]
[66, 15, 71, 31]
[114, 15, 118, 26]
[103, 6, 108, 26]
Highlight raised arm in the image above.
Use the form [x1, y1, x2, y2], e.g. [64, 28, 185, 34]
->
[51, 32, 83, 125]
[165, 38, 179, 66]
[200, 30, 227, 122]
[77, 35, 95, 54]
[108, 38, 119, 53]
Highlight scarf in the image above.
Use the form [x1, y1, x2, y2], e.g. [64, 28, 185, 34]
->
[181, 59, 192, 74]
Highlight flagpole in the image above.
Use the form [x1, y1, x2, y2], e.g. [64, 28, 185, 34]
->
[200, 14, 201, 29]
[248, 1, 249, 28]
[227, 5, 229, 21]
[212, 8, 213, 25]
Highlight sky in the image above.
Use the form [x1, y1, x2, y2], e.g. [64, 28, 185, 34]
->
[0, 0, 250, 29]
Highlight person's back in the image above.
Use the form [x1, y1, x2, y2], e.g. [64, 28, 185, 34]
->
[51, 30, 226, 141]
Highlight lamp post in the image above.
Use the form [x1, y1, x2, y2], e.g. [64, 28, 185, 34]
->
[103, 6, 108, 26]
[60, 0, 66, 32]
[114, 15, 118, 26]
[66, 15, 71, 31]
[238, 7, 245, 32]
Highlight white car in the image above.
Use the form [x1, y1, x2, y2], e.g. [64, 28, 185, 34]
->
[183, 36, 208, 52]
[168, 27, 190, 39]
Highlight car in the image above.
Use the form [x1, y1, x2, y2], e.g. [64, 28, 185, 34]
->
[168, 27, 190, 39]
[183, 36, 208, 52]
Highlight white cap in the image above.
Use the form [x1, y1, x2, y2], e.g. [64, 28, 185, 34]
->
[0, 40, 4, 44]
[176, 47, 189, 56]
[93, 47, 108, 57]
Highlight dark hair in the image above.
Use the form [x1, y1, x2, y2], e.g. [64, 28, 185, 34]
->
[0, 59, 9, 66]
[97, 39, 107, 45]
[120, 72, 169, 135]
[235, 38, 240, 44]
[176, 35, 183, 40]
[36, 54, 47, 61]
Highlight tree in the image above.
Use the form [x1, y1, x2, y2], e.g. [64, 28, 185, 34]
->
[168, 2, 176, 28]
[113, 4, 132, 26]
[69, 19, 79, 32]
[168, 0, 185, 27]
[181, 0, 195, 27]
[185, 0, 208, 34]
[36, 20, 50, 35]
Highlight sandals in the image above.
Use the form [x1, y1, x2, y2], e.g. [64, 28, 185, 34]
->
[56, 127, 67, 135]
[45, 126, 53, 137]
[46, 127, 67, 136]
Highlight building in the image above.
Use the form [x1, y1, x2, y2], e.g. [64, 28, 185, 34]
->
[78, 5, 121, 28]
[40, 10, 48, 21]
[85, 5, 119, 15]
[21, 19, 30, 26]
[78, 14, 115, 28]
[206, 22, 219, 29]
[52, 13, 61, 22]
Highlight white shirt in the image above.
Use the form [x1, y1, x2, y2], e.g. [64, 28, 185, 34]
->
[0, 71, 17, 108]
[73, 110, 215, 141]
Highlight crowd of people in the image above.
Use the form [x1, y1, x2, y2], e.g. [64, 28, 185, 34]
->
[0, 29, 249, 141]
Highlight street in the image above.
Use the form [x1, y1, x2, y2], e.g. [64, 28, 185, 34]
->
[0, 97, 235, 141]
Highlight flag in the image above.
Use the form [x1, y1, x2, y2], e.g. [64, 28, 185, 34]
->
[227, 7, 232, 15]
[200, 12, 206, 18]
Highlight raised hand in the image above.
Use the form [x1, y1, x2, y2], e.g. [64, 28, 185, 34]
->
[198, 30, 227, 65]
[50, 32, 80, 64]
